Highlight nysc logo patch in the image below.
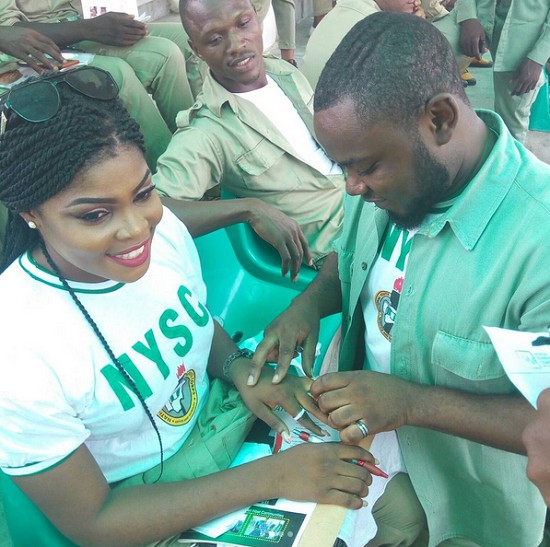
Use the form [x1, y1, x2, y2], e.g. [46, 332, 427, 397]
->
[158, 364, 198, 426]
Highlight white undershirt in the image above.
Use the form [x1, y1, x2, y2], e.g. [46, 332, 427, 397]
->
[235, 76, 341, 176]
[362, 225, 418, 374]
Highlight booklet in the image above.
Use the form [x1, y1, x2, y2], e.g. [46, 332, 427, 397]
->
[484, 326, 550, 408]
[178, 503, 310, 547]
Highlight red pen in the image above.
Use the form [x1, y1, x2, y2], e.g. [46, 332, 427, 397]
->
[352, 459, 389, 479]
[292, 428, 325, 443]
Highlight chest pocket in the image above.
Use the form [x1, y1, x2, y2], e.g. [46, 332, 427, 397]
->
[235, 139, 299, 192]
[432, 331, 511, 394]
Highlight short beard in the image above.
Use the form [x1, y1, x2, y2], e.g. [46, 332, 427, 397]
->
[389, 133, 451, 230]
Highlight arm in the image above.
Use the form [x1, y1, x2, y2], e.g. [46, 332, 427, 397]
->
[311, 370, 535, 454]
[0, 26, 63, 71]
[511, 5, 550, 96]
[523, 388, 550, 506]
[15, 438, 372, 547]
[454, 0, 486, 59]
[14, 12, 147, 48]
[208, 321, 327, 435]
[251, 252, 342, 384]
[162, 196, 313, 280]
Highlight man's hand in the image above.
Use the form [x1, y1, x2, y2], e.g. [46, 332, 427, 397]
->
[0, 26, 64, 72]
[86, 12, 147, 46]
[459, 18, 486, 60]
[311, 371, 414, 444]
[248, 200, 313, 281]
[523, 389, 550, 506]
[511, 58, 543, 96]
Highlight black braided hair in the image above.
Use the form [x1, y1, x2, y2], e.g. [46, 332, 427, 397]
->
[0, 80, 165, 481]
[0, 80, 144, 271]
[314, 12, 468, 128]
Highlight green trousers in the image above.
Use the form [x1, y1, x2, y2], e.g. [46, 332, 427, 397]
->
[77, 22, 204, 169]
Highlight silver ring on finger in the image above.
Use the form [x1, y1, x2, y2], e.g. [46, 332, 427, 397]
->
[355, 419, 369, 439]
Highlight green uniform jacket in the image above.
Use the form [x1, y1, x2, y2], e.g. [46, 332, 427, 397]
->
[301, 0, 468, 89]
[456, 0, 550, 71]
[154, 58, 345, 264]
[337, 111, 549, 546]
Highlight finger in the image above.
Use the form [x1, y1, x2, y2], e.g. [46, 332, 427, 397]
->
[249, 336, 279, 386]
[288, 240, 303, 283]
[118, 34, 145, 45]
[17, 53, 44, 73]
[255, 404, 291, 440]
[339, 420, 370, 445]
[310, 371, 350, 397]
[34, 39, 64, 64]
[120, 24, 148, 35]
[335, 460, 371, 486]
[323, 401, 355, 427]
[322, 489, 366, 510]
[301, 335, 317, 378]
[277, 245, 291, 278]
[298, 230, 314, 268]
[297, 391, 331, 425]
[273, 343, 299, 384]
[297, 414, 326, 436]
[32, 50, 61, 70]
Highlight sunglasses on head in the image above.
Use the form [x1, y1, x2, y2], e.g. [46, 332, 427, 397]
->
[0, 66, 119, 132]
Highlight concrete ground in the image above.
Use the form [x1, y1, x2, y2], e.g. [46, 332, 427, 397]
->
[1, 10, 549, 547]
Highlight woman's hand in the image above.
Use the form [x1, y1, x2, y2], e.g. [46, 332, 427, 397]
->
[229, 358, 329, 439]
[268, 442, 373, 508]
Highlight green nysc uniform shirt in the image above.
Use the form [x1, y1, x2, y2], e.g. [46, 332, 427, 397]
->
[337, 111, 550, 547]
[153, 57, 345, 266]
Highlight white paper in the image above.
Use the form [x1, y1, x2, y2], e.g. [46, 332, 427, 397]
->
[273, 410, 404, 547]
[192, 442, 273, 537]
[484, 326, 550, 408]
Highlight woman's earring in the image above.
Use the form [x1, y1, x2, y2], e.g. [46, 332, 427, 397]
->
[27, 221, 37, 229]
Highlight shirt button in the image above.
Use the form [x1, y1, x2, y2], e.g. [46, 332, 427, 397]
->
[361, 262, 368, 270]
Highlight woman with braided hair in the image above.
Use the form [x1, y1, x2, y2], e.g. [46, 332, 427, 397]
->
[0, 68, 374, 546]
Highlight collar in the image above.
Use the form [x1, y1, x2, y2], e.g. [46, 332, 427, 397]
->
[19, 251, 124, 294]
[416, 110, 522, 251]
[198, 56, 297, 119]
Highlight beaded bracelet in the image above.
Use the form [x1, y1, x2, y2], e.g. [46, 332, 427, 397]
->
[222, 348, 254, 379]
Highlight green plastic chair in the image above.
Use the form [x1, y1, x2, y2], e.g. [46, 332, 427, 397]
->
[195, 222, 340, 358]
[1, 220, 340, 546]
[529, 67, 550, 132]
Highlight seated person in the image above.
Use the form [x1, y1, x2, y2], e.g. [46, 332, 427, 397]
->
[301, 0, 470, 89]
[0, 0, 203, 168]
[253, 13, 550, 546]
[154, 0, 346, 281]
[0, 70, 374, 546]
